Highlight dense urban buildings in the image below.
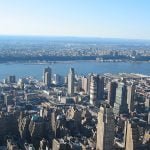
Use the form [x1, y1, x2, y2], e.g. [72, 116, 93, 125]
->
[0, 37, 150, 63]
[0, 0, 150, 149]
[0, 67, 149, 150]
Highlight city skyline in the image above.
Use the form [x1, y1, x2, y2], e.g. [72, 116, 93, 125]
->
[0, 0, 150, 39]
[0, 66, 149, 149]
[0, 1, 149, 149]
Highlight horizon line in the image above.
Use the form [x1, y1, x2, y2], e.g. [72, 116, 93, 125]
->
[0, 34, 150, 41]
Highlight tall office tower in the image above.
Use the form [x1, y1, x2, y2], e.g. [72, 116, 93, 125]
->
[96, 104, 115, 150]
[114, 82, 128, 115]
[90, 75, 97, 105]
[87, 74, 92, 95]
[108, 81, 117, 107]
[90, 75, 105, 105]
[81, 76, 88, 94]
[68, 68, 75, 96]
[127, 83, 135, 112]
[125, 121, 139, 150]
[8, 75, 16, 83]
[43, 67, 51, 88]
[53, 74, 63, 85]
[97, 75, 104, 101]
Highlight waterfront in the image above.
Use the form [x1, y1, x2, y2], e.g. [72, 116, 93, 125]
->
[0, 61, 150, 80]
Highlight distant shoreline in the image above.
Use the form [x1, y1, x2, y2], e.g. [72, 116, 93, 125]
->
[0, 59, 150, 65]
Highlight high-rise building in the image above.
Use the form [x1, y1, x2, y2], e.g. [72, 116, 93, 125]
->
[45, 72, 51, 87]
[108, 81, 117, 107]
[68, 68, 75, 96]
[90, 75, 97, 105]
[81, 76, 88, 94]
[43, 67, 51, 88]
[8, 75, 16, 83]
[125, 121, 139, 150]
[127, 84, 135, 112]
[53, 74, 63, 85]
[114, 82, 128, 115]
[87, 73, 92, 95]
[96, 104, 115, 150]
[4, 75, 16, 84]
[90, 75, 104, 105]
[97, 76, 104, 101]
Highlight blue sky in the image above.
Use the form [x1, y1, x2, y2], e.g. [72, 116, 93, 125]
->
[0, 0, 150, 39]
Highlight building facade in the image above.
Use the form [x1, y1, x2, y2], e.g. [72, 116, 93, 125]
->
[43, 67, 52, 88]
[96, 104, 115, 150]
[114, 82, 128, 115]
[68, 68, 75, 96]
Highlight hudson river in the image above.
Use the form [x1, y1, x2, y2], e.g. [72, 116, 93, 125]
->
[0, 61, 150, 80]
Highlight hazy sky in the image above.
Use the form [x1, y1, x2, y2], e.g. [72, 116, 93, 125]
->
[0, 0, 150, 39]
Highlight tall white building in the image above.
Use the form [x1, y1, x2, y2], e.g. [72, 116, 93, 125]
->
[90, 75, 104, 105]
[68, 68, 75, 96]
[81, 76, 88, 94]
[90, 75, 97, 105]
[96, 104, 115, 150]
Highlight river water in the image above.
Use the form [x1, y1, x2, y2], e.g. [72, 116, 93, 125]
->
[0, 61, 149, 80]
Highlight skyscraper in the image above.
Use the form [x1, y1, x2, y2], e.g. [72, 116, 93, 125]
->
[81, 76, 88, 94]
[125, 120, 139, 150]
[8, 75, 16, 83]
[127, 83, 135, 112]
[97, 75, 104, 101]
[68, 68, 75, 96]
[43, 67, 52, 88]
[90, 75, 104, 105]
[108, 81, 117, 107]
[90, 75, 97, 105]
[96, 104, 115, 150]
[53, 74, 63, 85]
[114, 82, 128, 115]
[87, 73, 92, 95]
